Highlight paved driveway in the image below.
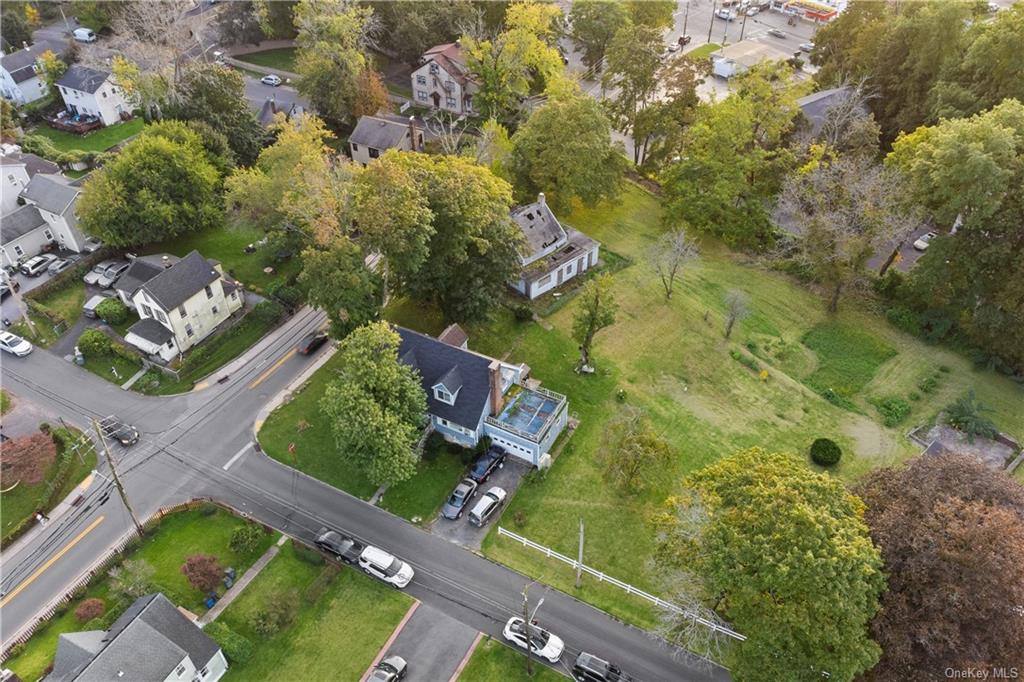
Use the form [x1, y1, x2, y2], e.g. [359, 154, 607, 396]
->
[428, 458, 531, 550]
[377, 603, 479, 682]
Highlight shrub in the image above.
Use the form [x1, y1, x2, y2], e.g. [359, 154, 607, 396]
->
[422, 431, 446, 462]
[229, 524, 265, 555]
[873, 270, 904, 300]
[291, 540, 324, 566]
[918, 376, 938, 393]
[939, 365, 951, 373]
[729, 349, 760, 372]
[77, 328, 114, 357]
[908, 391, 921, 401]
[874, 396, 911, 427]
[885, 306, 921, 336]
[74, 598, 106, 623]
[181, 554, 223, 593]
[95, 298, 129, 325]
[809, 438, 842, 467]
[268, 280, 302, 307]
[198, 502, 218, 516]
[250, 590, 297, 637]
[204, 621, 254, 664]
[512, 304, 533, 322]
[251, 300, 285, 325]
[945, 391, 999, 444]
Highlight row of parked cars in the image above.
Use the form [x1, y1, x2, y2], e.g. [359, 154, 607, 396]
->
[314, 528, 415, 588]
[440, 445, 509, 525]
[501, 616, 633, 681]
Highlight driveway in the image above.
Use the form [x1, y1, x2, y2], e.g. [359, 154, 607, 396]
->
[373, 603, 479, 682]
[867, 225, 935, 274]
[428, 457, 531, 550]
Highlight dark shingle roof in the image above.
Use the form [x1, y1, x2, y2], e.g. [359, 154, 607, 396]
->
[0, 151, 61, 177]
[20, 173, 80, 215]
[56, 64, 110, 94]
[114, 254, 179, 296]
[1, 204, 47, 244]
[397, 326, 494, 430]
[1, 40, 64, 83]
[350, 115, 412, 151]
[126, 318, 174, 345]
[140, 250, 219, 311]
[796, 86, 866, 137]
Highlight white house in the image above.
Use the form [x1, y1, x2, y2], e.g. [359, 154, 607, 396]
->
[0, 39, 64, 105]
[123, 250, 244, 362]
[45, 593, 228, 682]
[55, 65, 130, 127]
[509, 193, 600, 300]
[410, 42, 478, 116]
[348, 114, 426, 166]
[1, 172, 88, 267]
[1, 145, 59, 213]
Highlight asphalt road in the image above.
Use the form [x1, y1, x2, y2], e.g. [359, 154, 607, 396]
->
[0, 306, 729, 682]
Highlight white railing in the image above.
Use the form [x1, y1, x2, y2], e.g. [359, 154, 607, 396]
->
[497, 526, 746, 642]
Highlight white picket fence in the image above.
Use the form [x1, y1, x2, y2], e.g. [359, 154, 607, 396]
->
[497, 526, 746, 642]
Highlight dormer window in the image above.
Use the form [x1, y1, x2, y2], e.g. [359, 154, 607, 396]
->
[434, 386, 454, 404]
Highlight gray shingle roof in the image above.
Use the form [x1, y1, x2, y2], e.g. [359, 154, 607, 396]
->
[511, 197, 566, 263]
[56, 64, 111, 94]
[114, 254, 180, 296]
[1, 204, 47, 245]
[0, 150, 61, 177]
[139, 250, 219, 311]
[1, 40, 64, 83]
[397, 326, 494, 430]
[126, 317, 174, 345]
[349, 115, 413, 151]
[20, 173, 80, 215]
[796, 86, 866, 137]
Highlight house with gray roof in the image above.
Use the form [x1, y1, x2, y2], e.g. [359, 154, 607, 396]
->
[55, 65, 131, 127]
[113, 253, 181, 305]
[348, 114, 427, 166]
[0, 39, 65, 105]
[123, 250, 243, 362]
[411, 42, 478, 115]
[509, 193, 600, 300]
[1, 147, 61, 215]
[46, 592, 227, 682]
[1, 173, 88, 268]
[796, 86, 868, 138]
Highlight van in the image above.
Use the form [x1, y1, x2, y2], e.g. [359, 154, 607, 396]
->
[73, 28, 97, 43]
[468, 486, 507, 527]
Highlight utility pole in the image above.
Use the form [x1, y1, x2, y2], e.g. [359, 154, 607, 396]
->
[93, 419, 144, 538]
[522, 583, 534, 677]
[576, 518, 584, 589]
[682, 0, 691, 38]
[707, 0, 717, 43]
[739, 9, 750, 41]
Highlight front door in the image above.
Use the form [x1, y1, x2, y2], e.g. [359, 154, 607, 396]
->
[431, 92, 441, 108]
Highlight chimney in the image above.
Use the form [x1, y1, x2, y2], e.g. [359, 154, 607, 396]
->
[161, 255, 171, 269]
[488, 360, 504, 417]
[408, 116, 417, 152]
[537, 192, 546, 207]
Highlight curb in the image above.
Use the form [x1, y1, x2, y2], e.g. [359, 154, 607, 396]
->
[448, 631, 483, 682]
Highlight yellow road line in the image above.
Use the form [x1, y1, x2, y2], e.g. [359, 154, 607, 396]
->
[0, 515, 105, 608]
[249, 349, 296, 390]
[77, 473, 95, 493]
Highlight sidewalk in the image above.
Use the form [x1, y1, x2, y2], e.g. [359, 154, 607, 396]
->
[252, 339, 337, 436]
[199, 534, 287, 626]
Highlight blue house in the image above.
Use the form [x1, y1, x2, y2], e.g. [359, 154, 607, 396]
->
[397, 325, 568, 466]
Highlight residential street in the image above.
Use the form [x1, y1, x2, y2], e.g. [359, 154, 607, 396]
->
[0, 306, 728, 682]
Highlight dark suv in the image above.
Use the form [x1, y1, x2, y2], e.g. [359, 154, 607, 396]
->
[469, 446, 507, 483]
[572, 652, 633, 682]
[314, 527, 365, 564]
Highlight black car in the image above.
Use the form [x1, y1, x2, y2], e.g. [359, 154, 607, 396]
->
[0, 279, 20, 300]
[469, 446, 507, 483]
[572, 652, 633, 682]
[298, 331, 329, 355]
[103, 418, 140, 446]
[314, 527, 365, 564]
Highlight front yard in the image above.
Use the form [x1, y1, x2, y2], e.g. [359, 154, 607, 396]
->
[234, 48, 297, 73]
[31, 118, 145, 154]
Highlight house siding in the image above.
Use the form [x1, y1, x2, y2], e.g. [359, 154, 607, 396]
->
[1, 228, 53, 267]
[522, 242, 600, 300]
[410, 62, 472, 115]
[1, 71, 47, 105]
[58, 79, 129, 127]
[432, 414, 478, 448]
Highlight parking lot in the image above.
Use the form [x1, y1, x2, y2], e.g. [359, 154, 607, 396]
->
[428, 456, 531, 550]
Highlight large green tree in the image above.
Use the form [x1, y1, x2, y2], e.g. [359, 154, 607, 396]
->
[141, 119, 235, 177]
[298, 239, 383, 338]
[320, 322, 426, 486]
[371, 0, 477, 67]
[1, 8, 32, 49]
[78, 131, 221, 246]
[569, 0, 630, 72]
[657, 448, 885, 681]
[572, 273, 617, 372]
[601, 23, 663, 165]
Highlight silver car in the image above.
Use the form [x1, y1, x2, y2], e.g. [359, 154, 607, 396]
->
[48, 257, 76, 275]
[83, 260, 122, 285]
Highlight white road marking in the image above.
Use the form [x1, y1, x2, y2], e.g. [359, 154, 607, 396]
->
[223, 444, 251, 471]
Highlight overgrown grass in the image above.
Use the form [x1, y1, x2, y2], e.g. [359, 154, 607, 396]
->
[31, 118, 145, 154]
[10, 310, 62, 348]
[378, 445, 469, 523]
[234, 48, 298, 73]
[32, 284, 86, 329]
[218, 542, 412, 681]
[0, 389, 11, 415]
[458, 636, 565, 682]
[801, 321, 896, 399]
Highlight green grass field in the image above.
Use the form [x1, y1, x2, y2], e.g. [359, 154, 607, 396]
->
[378, 443, 468, 523]
[235, 48, 298, 74]
[218, 542, 412, 681]
[32, 284, 86, 329]
[0, 389, 11, 415]
[458, 636, 565, 682]
[33, 118, 145, 154]
[81, 352, 143, 387]
[687, 42, 722, 59]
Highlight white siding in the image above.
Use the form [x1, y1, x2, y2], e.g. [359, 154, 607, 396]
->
[58, 79, 130, 127]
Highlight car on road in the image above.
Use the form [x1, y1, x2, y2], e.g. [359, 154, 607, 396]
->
[441, 478, 478, 520]
[913, 231, 938, 251]
[468, 446, 506, 484]
[314, 527, 365, 564]
[73, 27, 97, 43]
[715, 8, 736, 20]
[0, 331, 33, 357]
[47, 257, 76, 275]
[799, 41, 815, 52]
[20, 254, 58, 277]
[745, 6, 760, 15]
[298, 331, 329, 355]
[678, 35, 692, 46]
[103, 418, 140, 446]
[767, 28, 787, 38]
[368, 655, 407, 682]
[503, 616, 564, 664]
[468, 486, 507, 527]
[358, 546, 414, 589]
[261, 74, 282, 87]
[572, 651, 634, 682]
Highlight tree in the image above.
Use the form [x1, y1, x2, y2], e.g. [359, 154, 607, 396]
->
[1, 99, 17, 139]
[569, 0, 630, 72]
[71, 1, 120, 32]
[511, 83, 625, 212]
[108, 559, 155, 599]
[572, 274, 617, 372]
[298, 239, 383, 338]
[74, 598, 106, 624]
[657, 448, 885, 681]
[472, 118, 513, 180]
[182, 554, 223, 593]
[229, 524, 266, 555]
[648, 227, 699, 300]
[215, 0, 267, 46]
[141, 119, 235, 178]
[854, 454, 1024, 680]
[599, 406, 670, 493]
[77, 130, 221, 246]
[351, 66, 389, 121]
[77, 328, 114, 358]
[601, 24, 663, 165]
[722, 289, 748, 339]
[1, 10, 32, 50]
[625, 0, 675, 29]
[36, 50, 67, 91]
[253, 0, 299, 39]
[634, 54, 706, 172]
[95, 298, 129, 325]
[943, 391, 999, 443]
[372, 0, 477, 67]
[319, 322, 426, 486]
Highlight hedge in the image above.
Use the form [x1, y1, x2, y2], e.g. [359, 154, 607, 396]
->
[203, 621, 254, 664]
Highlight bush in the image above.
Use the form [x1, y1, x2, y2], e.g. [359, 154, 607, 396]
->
[422, 431, 446, 462]
[229, 524, 266, 555]
[204, 621, 254, 664]
[945, 391, 999, 444]
[729, 349, 760, 372]
[512, 304, 533, 322]
[250, 590, 297, 637]
[181, 554, 223, 593]
[5, 643, 25, 659]
[809, 438, 842, 467]
[873, 270, 904, 300]
[77, 328, 114, 357]
[918, 376, 938, 393]
[885, 306, 921, 336]
[291, 540, 324, 566]
[251, 300, 285, 325]
[198, 502, 218, 516]
[873, 396, 911, 427]
[268, 280, 302, 307]
[74, 598, 106, 623]
[908, 391, 921, 401]
[95, 298, 129, 325]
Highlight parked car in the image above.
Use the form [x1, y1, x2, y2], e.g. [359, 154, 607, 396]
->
[572, 652, 634, 682]
[368, 656, 407, 682]
[767, 28, 787, 38]
[678, 35, 692, 46]
[0, 278, 20, 300]
[799, 41, 815, 52]
[468, 446, 506, 483]
[298, 331, 329, 355]
[20, 254, 58, 277]
[314, 527, 364, 564]
[84, 260, 123, 286]
[745, 6, 760, 15]
[96, 261, 130, 288]
[358, 546, 414, 589]
[102, 418, 140, 446]
[261, 74, 282, 87]
[913, 231, 938, 251]
[715, 8, 736, 20]
[503, 617, 564, 664]
[82, 292, 115, 318]
[73, 27, 97, 42]
[441, 478, 478, 520]
[48, 257, 76, 275]
[81, 237, 103, 253]
[0, 331, 33, 357]
[468, 486, 507, 527]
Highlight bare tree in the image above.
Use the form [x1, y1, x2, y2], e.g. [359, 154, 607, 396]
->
[723, 289, 748, 339]
[648, 227, 700, 300]
[108, 0, 203, 95]
[599, 406, 670, 493]
[421, 111, 473, 156]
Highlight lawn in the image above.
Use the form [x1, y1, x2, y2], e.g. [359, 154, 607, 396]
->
[3, 507, 275, 682]
[458, 636, 565, 682]
[687, 42, 722, 59]
[32, 283, 86, 329]
[234, 48, 297, 73]
[81, 351, 143, 387]
[1, 389, 11, 415]
[217, 541, 412, 681]
[32, 118, 145, 154]
[378, 440, 470, 523]
[10, 310, 62, 348]
[800, 321, 896, 399]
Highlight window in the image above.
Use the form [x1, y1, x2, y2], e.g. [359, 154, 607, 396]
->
[179, 305, 187, 317]
[166, 339, 174, 348]
[175, 663, 186, 676]
[198, 666, 208, 678]
[185, 323, 194, 337]
[368, 148, 379, 159]
[434, 386, 452, 404]
[102, 91, 107, 98]
[140, 303, 152, 318]
[416, 75, 426, 85]
[43, 229, 53, 240]
[429, 63, 439, 75]
[416, 90, 429, 102]
[445, 80, 455, 90]
[230, 291, 237, 300]
[155, 310, 167, 323]
[537, 273, 552, 287]
[60, 86, 66, 94]
[351, 143, 359, 152]
[13, 245, 24, 257]
[446, 97, 456, 108]
[204, 285, 213, 299]
[211, 305, 219, 315]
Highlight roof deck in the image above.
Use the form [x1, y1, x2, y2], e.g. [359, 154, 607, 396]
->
[487, 386, 566, 443]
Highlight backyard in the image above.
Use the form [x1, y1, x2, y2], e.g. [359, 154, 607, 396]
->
[31, 118, 145, 154]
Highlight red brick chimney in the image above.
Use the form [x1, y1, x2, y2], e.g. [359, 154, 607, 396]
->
[488, 360, 503, 417]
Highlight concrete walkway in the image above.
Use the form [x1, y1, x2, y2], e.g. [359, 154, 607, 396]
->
[199, 534, 287, 626]
[120, 365, 149, 390]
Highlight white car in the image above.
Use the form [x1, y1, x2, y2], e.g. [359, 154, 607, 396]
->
[261, 74, 282, 87]
[913, 231, 938, 251]
[20, 254, 57, 277]
[358, 546, 414, 589]
[468, 486, 507, 527]
[0, 331, 33, 357]
[746, 6, 760, 15]
[799, 42, 815, 52]
[503, 616, 564, 664]
[715, 8, 735, 20]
